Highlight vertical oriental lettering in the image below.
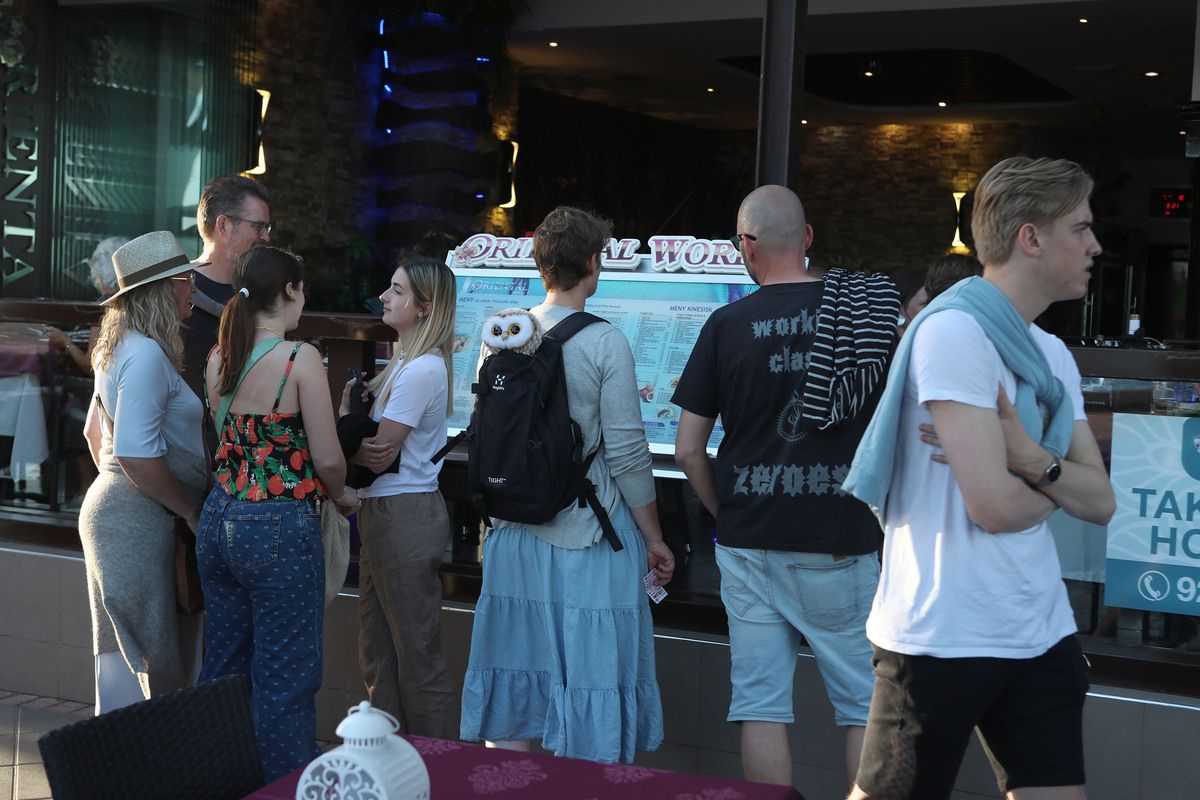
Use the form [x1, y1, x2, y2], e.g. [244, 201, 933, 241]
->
[1, 6, 40, 291]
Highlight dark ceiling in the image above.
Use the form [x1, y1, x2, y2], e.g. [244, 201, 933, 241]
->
[508, 0, 1197, 155]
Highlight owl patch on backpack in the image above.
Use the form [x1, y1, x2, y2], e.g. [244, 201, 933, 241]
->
[481, 309, 543, 356]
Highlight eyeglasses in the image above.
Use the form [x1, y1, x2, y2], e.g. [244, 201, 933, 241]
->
[227, 216, 273, 237]
[731, 232, 757, 249]
[171, 271, 196, 287]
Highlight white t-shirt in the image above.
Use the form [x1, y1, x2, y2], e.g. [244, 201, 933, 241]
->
[866, 310, 1086, 659]
[358, 353, 448, 498]
[95, 331, 205, 459]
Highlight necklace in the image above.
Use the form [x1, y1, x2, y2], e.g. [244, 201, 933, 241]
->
[256, 325, 285, 337]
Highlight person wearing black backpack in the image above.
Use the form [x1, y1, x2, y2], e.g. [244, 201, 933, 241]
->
[459, 206, 675, 764]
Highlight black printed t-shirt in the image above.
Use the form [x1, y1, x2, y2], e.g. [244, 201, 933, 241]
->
[671, 281, 882, 555]
[181, 272, 235, 400]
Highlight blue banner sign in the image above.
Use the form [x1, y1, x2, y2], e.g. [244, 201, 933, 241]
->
[1106, 413, 1200, 616]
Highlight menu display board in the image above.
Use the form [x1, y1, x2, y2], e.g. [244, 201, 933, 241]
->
[449, 268, 756, 455]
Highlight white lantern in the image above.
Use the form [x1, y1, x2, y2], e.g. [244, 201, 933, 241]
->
[296, 701, 430, 800]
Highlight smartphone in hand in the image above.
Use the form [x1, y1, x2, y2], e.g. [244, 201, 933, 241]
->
[347, 368, 371, 415]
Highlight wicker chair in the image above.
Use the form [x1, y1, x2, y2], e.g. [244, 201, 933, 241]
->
[38, 674, 265, 800]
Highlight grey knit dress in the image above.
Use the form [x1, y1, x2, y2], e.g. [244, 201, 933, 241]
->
[77, 331, 208, 700]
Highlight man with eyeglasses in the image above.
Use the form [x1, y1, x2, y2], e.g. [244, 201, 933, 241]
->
[181, 175, 272, 465]
[180, 175, 272, 401]
[673, 185, 894, 791]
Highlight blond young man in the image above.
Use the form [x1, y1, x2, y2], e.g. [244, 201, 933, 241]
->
[844, 157, 1116, 800]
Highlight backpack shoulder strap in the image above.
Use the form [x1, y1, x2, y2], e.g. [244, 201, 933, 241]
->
[213, 337, 286, 430]
[543, 311, 606, 345]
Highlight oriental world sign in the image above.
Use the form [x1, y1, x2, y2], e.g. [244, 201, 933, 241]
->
[451, 233, 748, 275]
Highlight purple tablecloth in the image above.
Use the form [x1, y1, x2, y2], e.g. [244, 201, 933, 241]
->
[0, 340, 51, 382]
[245, 735, 804, 800]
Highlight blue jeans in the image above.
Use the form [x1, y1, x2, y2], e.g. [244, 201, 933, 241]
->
[196, 486, 324, 781]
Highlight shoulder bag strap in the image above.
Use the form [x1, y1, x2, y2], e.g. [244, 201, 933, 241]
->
[93, 392, 114, 436]
[271, 343, 305, 414]
[202, 344, 219, 411]
[189, 288, 227, 318]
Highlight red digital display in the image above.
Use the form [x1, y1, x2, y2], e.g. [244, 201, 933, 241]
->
[1150, 188, 1192, 218]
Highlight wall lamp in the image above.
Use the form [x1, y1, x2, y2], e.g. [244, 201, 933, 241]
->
[950, 191, 969, 252]
[242, 88, 271, 176]
[499, 140, 519, 209]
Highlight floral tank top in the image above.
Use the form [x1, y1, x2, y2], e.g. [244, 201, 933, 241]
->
[212, 342, 327, 502]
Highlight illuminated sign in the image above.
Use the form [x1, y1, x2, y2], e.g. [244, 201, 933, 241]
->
[450, 233, 748, 275]
[1150, 188, 1191, 219]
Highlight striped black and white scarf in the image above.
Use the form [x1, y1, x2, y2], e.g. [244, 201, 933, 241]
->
[800, 268, 900, 430]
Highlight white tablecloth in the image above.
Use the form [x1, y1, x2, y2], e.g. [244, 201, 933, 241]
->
[0, 373, 49, 478]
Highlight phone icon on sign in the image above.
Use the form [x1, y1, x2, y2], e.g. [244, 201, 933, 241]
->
[1137, 570, 1170, 603]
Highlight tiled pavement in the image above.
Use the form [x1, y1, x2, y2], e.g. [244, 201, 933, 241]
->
[0, 691, 93, 800]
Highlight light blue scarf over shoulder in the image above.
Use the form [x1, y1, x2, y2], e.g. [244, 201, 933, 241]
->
[842, 276, 1074, 518]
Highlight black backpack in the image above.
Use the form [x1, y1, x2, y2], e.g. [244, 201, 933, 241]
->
[432, 311, 622, 551]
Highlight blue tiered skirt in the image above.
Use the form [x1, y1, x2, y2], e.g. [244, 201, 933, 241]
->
[459, 504, 663, 764]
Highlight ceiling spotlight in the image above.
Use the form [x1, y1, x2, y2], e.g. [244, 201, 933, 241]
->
[706, 87, 715, 93]
[1078, 18, 1088, 24]
[801, 119, 808, 125]
[864, 70, 874, 77]
[548, 41, 558, 47]
[1145, 71, 1160, 77]
[937, 101, 948, 108]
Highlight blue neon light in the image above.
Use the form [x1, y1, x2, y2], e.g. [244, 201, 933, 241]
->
[474, 193, 484, 199]
[385, 128, 393, 135]
[383, 50, 390, 70]
[384, 84, 392, 94]
[378, 19, 384, 35]
[475, 56, 490, 63]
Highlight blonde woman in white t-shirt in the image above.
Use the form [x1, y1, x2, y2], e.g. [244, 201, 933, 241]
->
[339, 258, 457, 737]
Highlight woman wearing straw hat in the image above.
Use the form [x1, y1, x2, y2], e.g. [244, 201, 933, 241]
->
[79, 230, 209, 713]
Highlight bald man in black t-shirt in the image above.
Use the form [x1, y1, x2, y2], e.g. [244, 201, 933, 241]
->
[673, 185, 886, 791]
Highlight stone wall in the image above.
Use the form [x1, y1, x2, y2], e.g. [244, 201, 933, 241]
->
[252, 0, 378, 310]
[517, 86, 1023, 271]
[795, 122, 1023, 270]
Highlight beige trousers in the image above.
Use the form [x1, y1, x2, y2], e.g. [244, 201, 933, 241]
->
[357, 491, 456, 738]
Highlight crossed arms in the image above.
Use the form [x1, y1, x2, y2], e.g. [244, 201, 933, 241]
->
[923, 385, 1115, 533]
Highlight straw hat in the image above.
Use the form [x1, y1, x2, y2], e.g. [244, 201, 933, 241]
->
[101, 231, 210, 306]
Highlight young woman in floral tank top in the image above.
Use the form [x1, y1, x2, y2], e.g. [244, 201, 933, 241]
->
[195, 246, 358, 781]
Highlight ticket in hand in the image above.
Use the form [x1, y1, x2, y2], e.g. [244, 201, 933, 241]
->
[643, 570, 668, 604]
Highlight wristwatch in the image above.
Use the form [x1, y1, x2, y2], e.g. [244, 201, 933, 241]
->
[1036, 455, 1062, 487]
